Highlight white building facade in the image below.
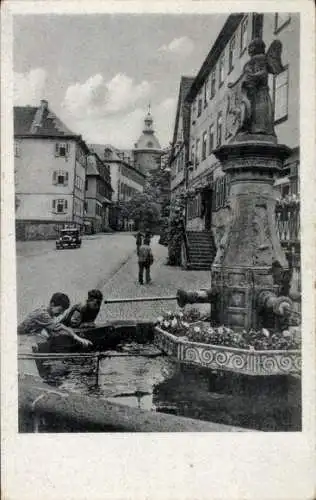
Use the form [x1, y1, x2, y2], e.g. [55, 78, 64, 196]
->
[15, 100, 89, 240]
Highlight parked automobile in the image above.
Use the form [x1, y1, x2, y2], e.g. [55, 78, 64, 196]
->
[56, 228, 81, 249]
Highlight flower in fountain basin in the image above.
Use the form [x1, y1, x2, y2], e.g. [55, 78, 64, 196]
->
[223, 327, 233, 334]
[163, 320, 170, 329]
[217, 326, 225, 335]
[289, 326, 301, 341]
[156, 316, 164, 324]
[282, 330, 292, 338]
[177, 311, 184, 319]
[262, 328, 270, 338]
[182, 322, 190, 328]
[193, 326, 201, 333]
[171, 318, 178, 328]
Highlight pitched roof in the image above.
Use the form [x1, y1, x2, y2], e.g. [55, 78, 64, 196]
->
[89, 143, 121, 161]
[14, 102, 77, 138]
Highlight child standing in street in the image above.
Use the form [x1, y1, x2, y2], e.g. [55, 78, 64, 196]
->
[138, 236, 154, 285]
[135, 230, 143, 256]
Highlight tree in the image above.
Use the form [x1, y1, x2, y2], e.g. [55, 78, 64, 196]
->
[121, 161, 171, 232]
[123, 192, 161, 231]
[167, 194, 186, 265]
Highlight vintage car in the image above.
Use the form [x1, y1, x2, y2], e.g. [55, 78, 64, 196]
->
[56, 228, 82, 249]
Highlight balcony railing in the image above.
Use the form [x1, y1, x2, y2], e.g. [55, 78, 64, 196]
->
[275, 200, 300, 245]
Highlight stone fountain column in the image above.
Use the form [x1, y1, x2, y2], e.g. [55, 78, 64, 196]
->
[211, 138, 291, 331]
[209, 38, 294, 331]
[176, 39, 296, 332]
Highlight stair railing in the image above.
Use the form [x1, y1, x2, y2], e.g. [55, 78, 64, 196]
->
[181, 220, 190, 265]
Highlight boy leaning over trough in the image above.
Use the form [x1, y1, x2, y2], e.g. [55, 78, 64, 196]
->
[61, 289, 103, 328]
[18, 292, 92, 349]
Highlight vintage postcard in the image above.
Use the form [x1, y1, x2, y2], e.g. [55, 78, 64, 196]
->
[1, 0, 315, 499]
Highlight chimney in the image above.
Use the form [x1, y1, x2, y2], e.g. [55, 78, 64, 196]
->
[40, 99, 48, 110]
[30, 99, 48, 133]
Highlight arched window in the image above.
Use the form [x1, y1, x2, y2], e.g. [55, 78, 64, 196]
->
[147, 141, 153, 148]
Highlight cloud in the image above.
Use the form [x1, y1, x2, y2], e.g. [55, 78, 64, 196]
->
[61, 96, 177, 150]
[158, 36, 194, 57]
[105, 73, 151, 113]
[63, 74, 105, 118]
[14, 68, 47, 105]
[62, 72, 151, 119]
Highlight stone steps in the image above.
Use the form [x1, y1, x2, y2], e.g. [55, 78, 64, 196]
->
[185, 231, 217, 270]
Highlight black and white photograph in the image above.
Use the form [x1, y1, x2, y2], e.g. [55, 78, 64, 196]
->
[2, 1, 315, 499]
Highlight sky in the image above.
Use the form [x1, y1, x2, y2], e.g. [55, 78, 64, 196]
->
[13, 13, 227, 149]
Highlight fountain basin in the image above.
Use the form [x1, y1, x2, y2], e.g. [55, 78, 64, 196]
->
[154, 326, 301, 376]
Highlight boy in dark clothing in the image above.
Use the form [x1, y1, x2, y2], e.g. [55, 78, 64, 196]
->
[135, 231, 143, 256]
[62, 289, 103, 328]
[138, 237, 154, 284]
[18, 292, 92, 348]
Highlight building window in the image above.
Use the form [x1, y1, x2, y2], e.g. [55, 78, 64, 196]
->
[203, 80, 208, 107]
[14, 141, 21, 157]
[52, 199, 68, 213]
[53, 170, 69, 186]
[197, 96, 202, 117]
[76, 146, 86, 167]
[75, 175, 83, 190]
[55, 143, 70, 158]
[210, 70, 216, 99]
[274, 67, 289, 123]
[191, 144, 195, 166]
[85, 179, 88, 191]
[217, 112, 223, 146]
[202, 131, 207, 161]
[219, 54, 225, 87]
[192, 102, 196, 123]
[209, 124, 215, 155]
[240, 17, 248, 55]
[195, 138, 200, 167]
[274, 13, 291, 33]
[228, 35, 236, 73]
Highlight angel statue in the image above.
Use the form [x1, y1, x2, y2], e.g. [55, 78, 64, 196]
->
[227, 38, 284, 138]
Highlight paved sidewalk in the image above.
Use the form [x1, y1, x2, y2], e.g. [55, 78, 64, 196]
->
[98, 236, 212, 323]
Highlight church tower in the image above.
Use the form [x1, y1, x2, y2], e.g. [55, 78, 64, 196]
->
[133, 106, 163, 175]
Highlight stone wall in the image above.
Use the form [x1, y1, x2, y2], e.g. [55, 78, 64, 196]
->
[16, 221, 81, 241]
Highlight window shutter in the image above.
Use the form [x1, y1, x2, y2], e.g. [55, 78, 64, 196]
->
[65, 172, 69, 185]
[53, 171, 57, 185]
[64, 200, 68, 210]
[55, 144, 59, 157]
[52, 199, 56, 210]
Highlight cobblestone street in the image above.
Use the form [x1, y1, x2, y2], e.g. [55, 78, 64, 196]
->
[99, 236, 212, 322]
[16, 232, 211, 323]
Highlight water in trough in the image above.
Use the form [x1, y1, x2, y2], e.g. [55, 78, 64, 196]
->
[38, 343, 301, 432]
